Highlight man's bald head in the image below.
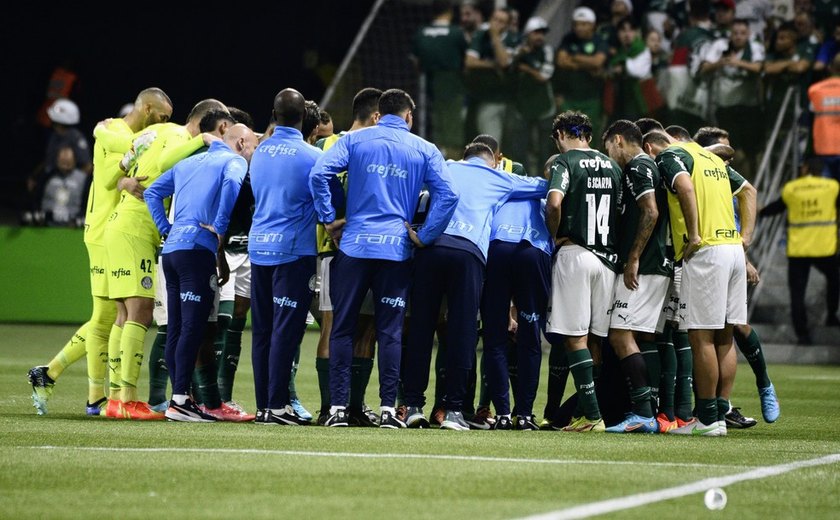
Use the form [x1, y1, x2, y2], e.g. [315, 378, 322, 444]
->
[273, 88, 305, 128]
[136, 87, 173, 112]
[224, 123, 259, 163]
[129, 87, 173, 130]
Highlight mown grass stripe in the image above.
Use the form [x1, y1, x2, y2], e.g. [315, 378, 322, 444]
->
[25, 445, 748, 469]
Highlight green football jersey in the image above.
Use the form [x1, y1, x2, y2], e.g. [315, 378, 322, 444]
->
[554, 33, 609, 102]
[224, 175, 253, 255]
[412, 22, 466, 73]
[618, 153, 672, 277]
[548, 148, 622, 272]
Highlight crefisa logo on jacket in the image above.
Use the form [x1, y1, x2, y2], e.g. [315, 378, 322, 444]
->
[367, 163, 407, 179]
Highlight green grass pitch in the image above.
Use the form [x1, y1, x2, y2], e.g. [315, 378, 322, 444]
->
[1, 324, 839, 519]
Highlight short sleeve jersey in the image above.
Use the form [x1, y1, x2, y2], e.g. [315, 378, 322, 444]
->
[412, 22, 466, 73]
[548, 148, 622, 272]
[465, 29, 517, 102]
[655, 142, 745, 261]
[513, 43, 555, 119]
[618, 153, 672, 276]
[224, 174, 254, 255]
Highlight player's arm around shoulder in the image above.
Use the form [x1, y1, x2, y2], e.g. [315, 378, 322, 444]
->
[144, 169, 175, 237]
[93, 120, 133, 154]
[506, 170, 549, 200]
[672, 173, 701, 259]
[309, 136, 348, 225]
[157, 130, 204, 173]
[415, 150, 459, 246]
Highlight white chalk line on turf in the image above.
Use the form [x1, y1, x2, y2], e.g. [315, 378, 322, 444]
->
[25, 446, 744, 469]
[521, 453, 840, 520]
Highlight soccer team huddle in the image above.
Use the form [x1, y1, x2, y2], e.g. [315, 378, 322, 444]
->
[27, 84, 782, 436]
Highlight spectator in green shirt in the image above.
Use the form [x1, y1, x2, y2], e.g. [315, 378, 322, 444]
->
[554, 6, 609, 143]
[464, 8, 518, 150]
[506, 16, 556, 176]
[411, 0, 467, 158]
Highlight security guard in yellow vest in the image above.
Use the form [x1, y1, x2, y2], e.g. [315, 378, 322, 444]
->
[761, 157, 840, 344]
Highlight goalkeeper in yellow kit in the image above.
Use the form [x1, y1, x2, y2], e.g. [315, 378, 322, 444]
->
[27, 88, 173, 415]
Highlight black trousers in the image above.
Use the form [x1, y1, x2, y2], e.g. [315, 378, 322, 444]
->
[788, 255, 839, 337]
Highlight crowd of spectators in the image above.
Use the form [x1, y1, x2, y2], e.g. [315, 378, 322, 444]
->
[413, 0, 840, 178]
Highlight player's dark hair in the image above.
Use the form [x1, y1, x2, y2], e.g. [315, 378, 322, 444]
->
[694, 126, 729, 147]
[463, 142, 495, 161]
[302, 100, 321, 139]
[732, 18, 750, 29]
[602, 119, 643, 146]
[199, 109, 236, 133]
[352, 87, 383, 122]
[643, 130, 672, 149]
[552, 111, 593, 141]
[319, 110, 332, 125]
[187, 99, 228, 125]
[227, 106, 255, 129]
[635, 118, 664, 134]
[378, 89, 415, 117]
[665, 125, 692, 141]
[471, 134, 500, 153]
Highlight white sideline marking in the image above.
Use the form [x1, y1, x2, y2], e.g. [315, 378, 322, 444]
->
[26, 445, 743, 469]
[521, 453, 840, 520]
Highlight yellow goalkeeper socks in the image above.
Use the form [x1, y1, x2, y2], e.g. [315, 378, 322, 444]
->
[108, 324, 123, 400]
[119, 321, 148, 403]
[46, 323, 89, 381]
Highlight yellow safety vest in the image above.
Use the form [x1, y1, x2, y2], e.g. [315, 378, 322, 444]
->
[782, 175, 839, 257]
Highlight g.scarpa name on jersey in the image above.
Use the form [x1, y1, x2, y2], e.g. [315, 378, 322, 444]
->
[587, 176, 614, 189]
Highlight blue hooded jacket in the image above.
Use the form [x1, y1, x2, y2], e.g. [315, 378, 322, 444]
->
[309, 114, 459, 261]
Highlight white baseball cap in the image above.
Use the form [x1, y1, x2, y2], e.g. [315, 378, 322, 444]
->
[523, 16, 549, 35]
[47, 98, 80, 126]
[572, 6, 597, 24]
